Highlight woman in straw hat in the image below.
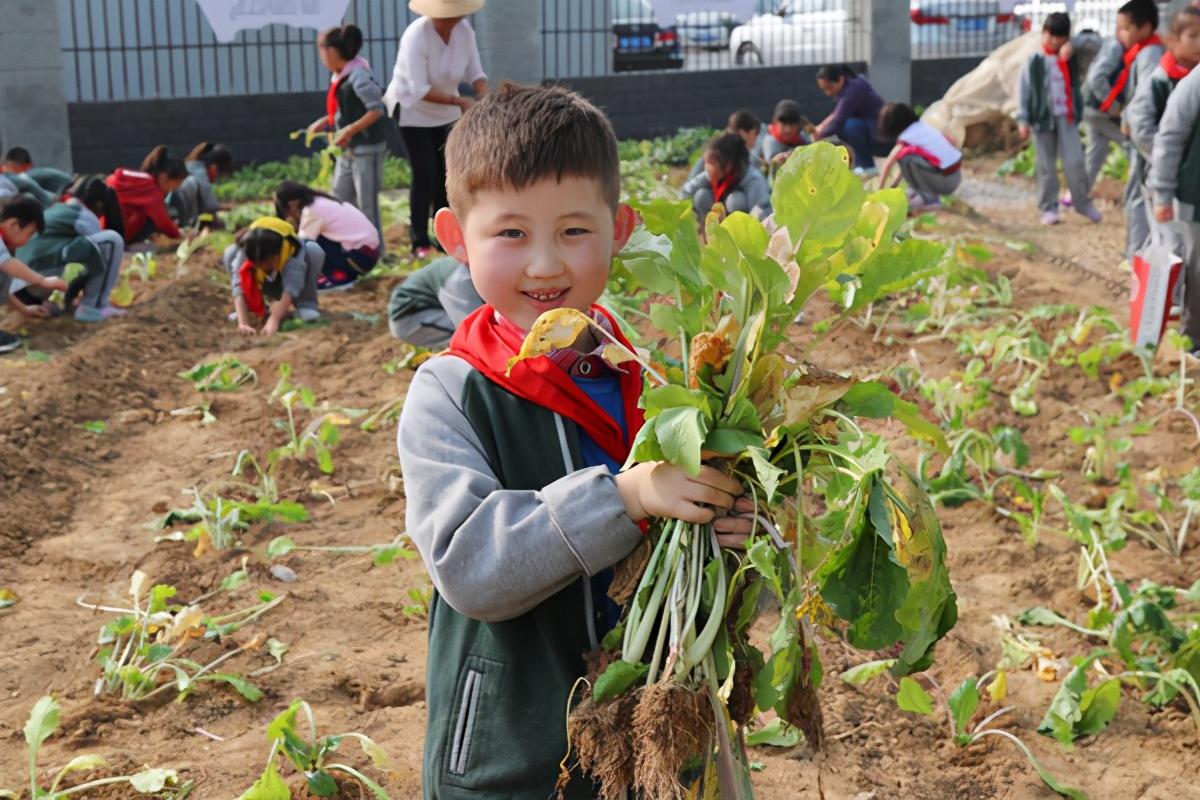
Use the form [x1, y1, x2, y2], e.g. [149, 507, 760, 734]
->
[385, 0, 488, 259]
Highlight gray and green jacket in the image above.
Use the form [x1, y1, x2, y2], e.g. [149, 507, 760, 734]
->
[336, 66, 388, 150]
[387, 256, 482, 330]
[17, 202, 101, 272]
[397, 355, 643, 799]
[681, 166, 772, 218]
[1150, 67, 1200, 222]
[1127, 64, 1183, 162]
[1017, 34, 1103, 132]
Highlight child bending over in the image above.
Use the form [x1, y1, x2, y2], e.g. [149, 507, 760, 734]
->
[224, 217, 324, 337]
[0, 197, 68, 353]
[275, 180, 380, 291]
[878, 103, 962, 212]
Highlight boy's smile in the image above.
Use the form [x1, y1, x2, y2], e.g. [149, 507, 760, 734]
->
[436, 175, 635, 333]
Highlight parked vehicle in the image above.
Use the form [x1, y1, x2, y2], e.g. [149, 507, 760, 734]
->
[613, 0, 685, 72]
[729, 0, 850, 67]
[675, 9, 739, 49]
[910, 1, 1024, 57]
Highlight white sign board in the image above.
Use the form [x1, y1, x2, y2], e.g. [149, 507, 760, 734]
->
[648, 0, 760, 27]
[196, 0, 353, 43]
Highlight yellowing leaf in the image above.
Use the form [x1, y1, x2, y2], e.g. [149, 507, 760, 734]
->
[886, 497, 932, 582]
[601, 344, 638, 368]
[988, 670, 1008, 702]
[688, 331, 733, 388]
[505, 308, 594, 375]
[782, 366, 854, 428]
[165, 606, 205, 643]
[0, 588, 17, 609]
[129, 570, 149, 603]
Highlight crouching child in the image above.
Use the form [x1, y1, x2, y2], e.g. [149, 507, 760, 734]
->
[878, 103, 963, 212]
[387, 255, 482, 348]
[225, 218, 323, 337]
[681, 132, 772, 224]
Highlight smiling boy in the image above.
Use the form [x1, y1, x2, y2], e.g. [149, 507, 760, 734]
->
[396, 82, 752, 799]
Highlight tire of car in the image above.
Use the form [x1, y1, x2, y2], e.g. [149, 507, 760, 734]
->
[735, 42, 763, 66]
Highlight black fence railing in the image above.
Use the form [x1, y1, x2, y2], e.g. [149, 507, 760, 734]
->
[57, 0, 415, 102]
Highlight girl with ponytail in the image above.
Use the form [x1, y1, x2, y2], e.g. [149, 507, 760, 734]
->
[105, 145, 186, 243]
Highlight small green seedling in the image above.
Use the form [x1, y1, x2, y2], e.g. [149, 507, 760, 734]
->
[239, 699, 393, 799]
[153, 487, 308, 553]
[845, 665, 1088, 799]
[0, 695, 182, 799]
[88, 570, 277, 703]
[179, 355, 257, 392]
[266, 534, 416, 568]
[269, 364, 363, 474]
[80, 421, 106, 435]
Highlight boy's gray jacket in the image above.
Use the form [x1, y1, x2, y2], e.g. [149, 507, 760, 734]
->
[1150, 67, 1200, 220]
[1083, 37, 1124, 110]
[1127, 65, 1173, 161]
[397, 354, 643, 798]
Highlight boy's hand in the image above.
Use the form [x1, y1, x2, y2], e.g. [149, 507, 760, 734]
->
[236, 322, 257, 336]
[615, 462, 742, 526]
[1018, 124, 1031, 141]
[39, 276, 69, 292]
[712, 496, 758, 549]
[307, 119, 328, 136]
[334, 127, 354, 148]
[20, 303, 50, 319]
[261, 319, 280, 337]
[1156, 205, 1175, 223]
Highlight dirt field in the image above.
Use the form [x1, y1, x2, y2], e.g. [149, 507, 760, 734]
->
[1, 163, 1197, 799]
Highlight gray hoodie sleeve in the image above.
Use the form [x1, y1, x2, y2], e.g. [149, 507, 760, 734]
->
[74, 206, 102, 237]
[437, 262, 483, 328]
[349, 68, 386, 114]
[1017, 58, 1034, 126]
[1150, 68, 1200, 209]
[1085, 38, 1124, 103]
[397, 356, 644, 623]
[1126, 69, 1162, 160]
[223, 242, 243, 297]
[280, 252, 307, 300]
[742, 168, 772, 218]
[680, 171, 709, 198]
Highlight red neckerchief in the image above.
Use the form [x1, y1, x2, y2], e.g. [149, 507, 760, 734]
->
[239, 259, 269, 317]
[1163, 52, 1194, 82]
[711, 170, 738, 204]
[448, 304, 645, 465]
[1044, 46, 1076, 124]
[1101, 35, 1163, 112]
[326, 77, 343, 129]
[768, 121, 804, 147]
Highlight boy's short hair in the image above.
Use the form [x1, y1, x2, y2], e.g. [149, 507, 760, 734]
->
[444, 82, 620, 216]
[3, 147, 31, 166]
[1118, 0, 1159, 30]
[728, 108, 761, 133]
[773, 99, 803, 125]
[1170, 6, 1200, 35]
[0, 195, 46, 234]
[1043, 12, 1071, 37]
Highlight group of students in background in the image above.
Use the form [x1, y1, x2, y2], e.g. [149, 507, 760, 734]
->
[1015, 0, 1200, 352]
[682, 64, 964, 227]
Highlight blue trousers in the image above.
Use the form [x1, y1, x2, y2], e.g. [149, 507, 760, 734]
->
[837, 118, 892, 170]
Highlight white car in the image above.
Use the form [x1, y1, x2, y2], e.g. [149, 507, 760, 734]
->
[729, 0, 850, 66]
[675, 10, 738, 49]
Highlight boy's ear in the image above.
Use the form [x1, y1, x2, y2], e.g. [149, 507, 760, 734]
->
[434, 207, 469, 264]
[611, 203, 637, 255]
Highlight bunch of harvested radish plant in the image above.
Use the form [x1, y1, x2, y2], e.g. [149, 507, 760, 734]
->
[510, 143, 958, 800]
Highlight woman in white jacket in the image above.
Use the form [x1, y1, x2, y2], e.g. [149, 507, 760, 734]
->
[385, 0, 488, 258]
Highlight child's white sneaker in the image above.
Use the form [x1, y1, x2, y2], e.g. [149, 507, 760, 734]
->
[1040, 211, 1062, 225]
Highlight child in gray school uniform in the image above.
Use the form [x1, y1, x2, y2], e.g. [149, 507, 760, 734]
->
[224, 217, 324, 337]
[1150, 66, 1200, 354]
[1017, 12, 1104, 226]
[387, 255, 483, 348]
[681, 132, 772, 225]
[758, 99, 812, 169]
[309, 24, 390, 248]
[168, 142, 233, 229]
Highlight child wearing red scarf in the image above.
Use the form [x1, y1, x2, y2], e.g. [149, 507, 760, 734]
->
[1082, 0, 1163, 194]
[1017, 12, 1104, 226]
[224, 217, 324, 337]
[396, 83, 753, 799]
[760, 99, 813, 168]
[1128, 8, 1200, 177]
[680, 132, 772, 226]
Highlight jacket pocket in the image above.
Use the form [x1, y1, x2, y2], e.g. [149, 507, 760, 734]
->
[443, 655, 503, 783]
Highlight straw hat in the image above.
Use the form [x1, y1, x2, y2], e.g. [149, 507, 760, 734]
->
[409, 0, 485, 17]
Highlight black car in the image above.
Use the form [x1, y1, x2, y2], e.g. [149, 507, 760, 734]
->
[613, 0, 684, 72]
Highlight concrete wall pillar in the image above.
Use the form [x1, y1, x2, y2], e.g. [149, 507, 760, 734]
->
[863, 0, 912, 104]
[0, 0, 73, 171]
[473, 0, 544, 86]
